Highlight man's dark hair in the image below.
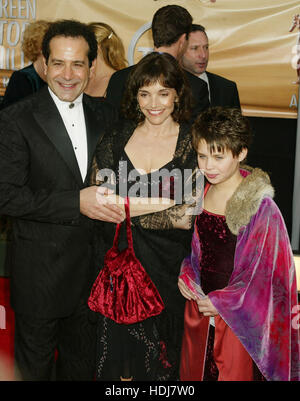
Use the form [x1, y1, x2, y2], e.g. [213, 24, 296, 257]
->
[152, 5, 193, 48]
[190, 24, 208, 39]
[122, 52, 193, 123]
[42, 19, 98, 66]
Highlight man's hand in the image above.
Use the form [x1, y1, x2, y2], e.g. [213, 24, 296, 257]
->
[80, 186, 124, 223]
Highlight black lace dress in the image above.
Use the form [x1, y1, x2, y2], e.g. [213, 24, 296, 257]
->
[91, 119, 198, 380]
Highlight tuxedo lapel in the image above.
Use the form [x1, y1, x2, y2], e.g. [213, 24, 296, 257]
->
[33, 87, 83, 186]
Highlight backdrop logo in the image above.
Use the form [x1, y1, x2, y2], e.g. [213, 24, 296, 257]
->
[127, 21, 153, 66]
[0, 0, 36, 69]
[289, 14, 300, 85]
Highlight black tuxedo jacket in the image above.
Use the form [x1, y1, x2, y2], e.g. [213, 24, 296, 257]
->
[0, 86, 117, 318]
[106, 64, 209, 120]
[206, 71, 240, 108]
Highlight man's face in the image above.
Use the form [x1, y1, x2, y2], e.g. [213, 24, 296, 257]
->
[182, 31, 209, 75]
[44, 35, 94, 102]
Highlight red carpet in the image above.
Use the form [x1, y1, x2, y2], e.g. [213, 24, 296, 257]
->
[0, 277, 15, 378]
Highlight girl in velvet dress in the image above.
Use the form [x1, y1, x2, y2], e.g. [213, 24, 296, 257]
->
[90, 52, 201, 381]
[178, 107, 300, 381]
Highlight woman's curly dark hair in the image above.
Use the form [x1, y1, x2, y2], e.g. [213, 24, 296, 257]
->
[121, 52, 193, 124]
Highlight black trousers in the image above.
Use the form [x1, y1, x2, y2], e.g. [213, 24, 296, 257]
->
[14, 301, 97, 381]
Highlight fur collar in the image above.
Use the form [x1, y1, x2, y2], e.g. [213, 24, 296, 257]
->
[225, 166, 274, 235]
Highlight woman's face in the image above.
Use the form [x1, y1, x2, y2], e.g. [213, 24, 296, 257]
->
[137, 80, 178, 125]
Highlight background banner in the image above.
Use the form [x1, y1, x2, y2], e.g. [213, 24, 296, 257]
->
[0, 0, 299, 118]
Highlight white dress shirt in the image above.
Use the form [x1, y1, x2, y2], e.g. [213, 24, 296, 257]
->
[49, 88, 88, 181]
[198, 72, 211, 103]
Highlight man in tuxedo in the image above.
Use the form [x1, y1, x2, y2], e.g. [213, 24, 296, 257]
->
[0, 20, 123, 380]
[181, 24, 241, 108]
[106, 5, 209, 119]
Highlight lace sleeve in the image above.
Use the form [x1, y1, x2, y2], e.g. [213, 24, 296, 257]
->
[135, 122, 204, 230]
[89, 121, 204, 230]
[137, 167, 204, 230]
[138, 203, 193, 230]
[89, 156, 100, 186]
[89, 123, 118, 187]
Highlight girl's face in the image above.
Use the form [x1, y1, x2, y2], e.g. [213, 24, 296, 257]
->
[197, 139, 247, 185]
[137, 80, 178, 126]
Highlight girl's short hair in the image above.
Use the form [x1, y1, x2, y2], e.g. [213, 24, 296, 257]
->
[122, 52, 193, 123]
[192, 107, 253, 157]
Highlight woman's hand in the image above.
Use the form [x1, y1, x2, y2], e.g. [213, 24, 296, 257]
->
[178, 278, 197, 301]
[196, 297, 218, 317]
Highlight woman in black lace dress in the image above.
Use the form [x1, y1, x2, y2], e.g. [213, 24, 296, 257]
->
[91, 52, 202, 381]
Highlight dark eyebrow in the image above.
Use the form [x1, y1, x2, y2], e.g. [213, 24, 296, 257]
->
[50, 58, 85, 64]
[138, 88, 170, 93]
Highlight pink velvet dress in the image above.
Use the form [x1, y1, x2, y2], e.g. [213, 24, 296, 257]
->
[180, 169, 299, 381]
[180, 208, 259, 381]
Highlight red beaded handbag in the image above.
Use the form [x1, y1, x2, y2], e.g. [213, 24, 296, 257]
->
[88, 197, 164, 324]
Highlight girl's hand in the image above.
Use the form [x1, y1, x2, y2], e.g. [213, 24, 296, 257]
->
[196, 296, 218, 317]
[178, 278, 197, 301]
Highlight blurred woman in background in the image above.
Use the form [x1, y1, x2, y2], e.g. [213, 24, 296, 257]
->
[1, 20, 50, 109]
[85, 22, 127, 97]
